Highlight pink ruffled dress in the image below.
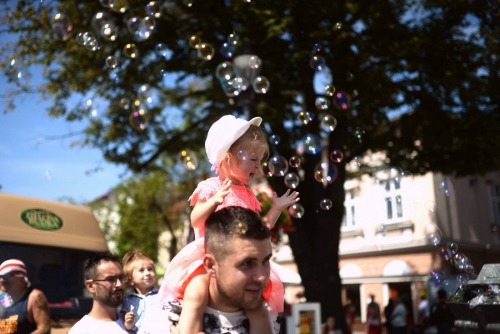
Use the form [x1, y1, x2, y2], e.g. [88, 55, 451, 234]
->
[158, 177, 284, 314]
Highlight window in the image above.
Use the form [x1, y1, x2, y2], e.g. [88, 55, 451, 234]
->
[342, 190, 356, 228]
[385, 179, 403, 222]
[491, 184, 500, 225]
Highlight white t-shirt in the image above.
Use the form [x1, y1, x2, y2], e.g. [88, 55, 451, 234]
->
[137, 299, 280, 334]
[69, 315, 131, 334]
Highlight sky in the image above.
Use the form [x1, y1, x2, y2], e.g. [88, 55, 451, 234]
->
[0, 89, 127, 204]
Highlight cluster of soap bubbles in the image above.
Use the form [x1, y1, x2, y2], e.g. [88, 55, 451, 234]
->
[216, 52, 270, 97]
[429, 241, 476, 288]
[187, 35, 215, 60]
[178, 149, 199, 170]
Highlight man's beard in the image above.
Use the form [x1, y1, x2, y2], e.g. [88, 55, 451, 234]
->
[215, 277, 263, 311]
[99, 288, 123, 308]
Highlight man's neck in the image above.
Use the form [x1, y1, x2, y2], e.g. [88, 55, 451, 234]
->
[88, 303, 119, 322]
[207, 283, 239, 313]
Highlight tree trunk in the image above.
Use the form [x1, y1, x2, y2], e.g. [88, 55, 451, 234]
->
[287, 77, 348, 330]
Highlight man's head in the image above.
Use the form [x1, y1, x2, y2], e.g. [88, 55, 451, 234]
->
[0, 259, 30, 293]
[437, 289, 447, 301]
[203, 206, 272, 312]
[84, 251, 126, 308]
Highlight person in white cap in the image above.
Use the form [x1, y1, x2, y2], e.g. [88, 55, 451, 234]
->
[152, 114, 299, 334]
[0, 259, 51, 333]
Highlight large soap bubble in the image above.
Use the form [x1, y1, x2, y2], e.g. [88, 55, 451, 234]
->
[289, 203, 305, 218]
[302, 134, 322, 155]
[284, 173, 300, 189]
[269, 156, 289, 176]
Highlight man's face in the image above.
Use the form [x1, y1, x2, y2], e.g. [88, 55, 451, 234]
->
[0, 275, 25, 294]
[212, 237, 272, 312]
[87, 261, 125, 308]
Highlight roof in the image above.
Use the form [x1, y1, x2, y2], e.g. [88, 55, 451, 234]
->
[0, 193, 108, 252]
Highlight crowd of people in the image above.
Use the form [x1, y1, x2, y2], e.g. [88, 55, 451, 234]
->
[0, 115, 457, 334]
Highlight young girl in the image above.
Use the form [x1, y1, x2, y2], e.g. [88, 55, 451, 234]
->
[122, 250, 159, 333]
[158, 114, 299, 333]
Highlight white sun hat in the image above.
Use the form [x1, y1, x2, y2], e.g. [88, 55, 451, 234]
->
[205, 115, 262, 170]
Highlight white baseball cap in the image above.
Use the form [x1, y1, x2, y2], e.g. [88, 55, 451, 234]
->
[205, 115, 262, 170]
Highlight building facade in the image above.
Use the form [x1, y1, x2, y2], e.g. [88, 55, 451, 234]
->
[274, 167, 500, 328]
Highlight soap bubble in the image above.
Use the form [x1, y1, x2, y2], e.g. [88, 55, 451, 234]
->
[315, 97, 330, 110]
[324, 85, 336, 96]
[440, 180, 451, 197]
[100, 23, 118, 41]
[51, 13, 73, 41]
[215, 61, 236, 81]
[289, 203, 305, 218]
[353, 127, 365, 143]
[334, 22, 342, 30]
[123, 43, 138, 58]
[231, 77, 249, 92]
[126, 16, 141, 34]
[354, 156, 363, 167]
[453, 253, 469, 270]
[320, 198, 333, 210]
[100, 0, 118, 7]
[388, 166, 402, 179]
[313, 43, 322, 52]
[456, 273, 469, 286]
[253, 76, 270, 94]
[109, 0, 129, 13]
[129, 109, 147, 130]
[429, 269, 445, 283]
[228, 32, 239, 45]
[84, 37, 101, 52]
[145, 1, 162, 18]
[91, 12, 112, 34]
[424, 223, 442, 246]
[284, 173, 300, 189]
[379, 224, 387, 236]
[330, 150, 344, 163]
[198, 43, 215, 60]
[333, 91, 352, 110]
[269, 134, 280, 145]
[289, 156, 301, 168]
[155, 43, 170, 58]
[237, 149, 248, 161]
[269, 156, 289, 176]
[260, 161, 273, 177]
[440, 247, 451, 261]
[446, 242, 458, 255]
[310, 55, 326, 71]
[119, 98, 131, 110]
[302, 134, 322, 155]
[248, 56, 262, 69]
[320, 114, 337, 131]
[297, 111, 314, 125]
[425, 201, 436, 213]
[184, 0, 193, 7]
[105, 56, 119, 69]
[75, 32, 94, 46]
[189, 35, 201, 49]
[314, 161, 338, 184]
[220, 42, 236, 58]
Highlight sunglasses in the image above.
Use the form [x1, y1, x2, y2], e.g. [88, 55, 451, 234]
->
[0, 273, 16, 280]
[86, 274, 128, 285]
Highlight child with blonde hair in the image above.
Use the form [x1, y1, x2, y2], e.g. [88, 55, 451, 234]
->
[158, 114, 300, 333]
[122, 250, 158, 333]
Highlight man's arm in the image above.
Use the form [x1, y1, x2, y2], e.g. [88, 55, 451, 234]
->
[28, 289, 51, 334]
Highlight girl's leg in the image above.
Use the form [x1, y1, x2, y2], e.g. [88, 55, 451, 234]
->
[177, 272, 209, 334]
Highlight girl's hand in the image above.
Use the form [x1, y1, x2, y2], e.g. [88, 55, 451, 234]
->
[213, 179, 231, 204]
[272, 189, 299, 211]
[123, 311, 136, 330]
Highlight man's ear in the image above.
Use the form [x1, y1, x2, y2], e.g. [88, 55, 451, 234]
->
[85, 280, 96, 294]
[203, 254, 217, 278]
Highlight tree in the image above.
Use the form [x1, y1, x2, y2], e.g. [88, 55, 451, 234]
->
[1, 0, 499, 327]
